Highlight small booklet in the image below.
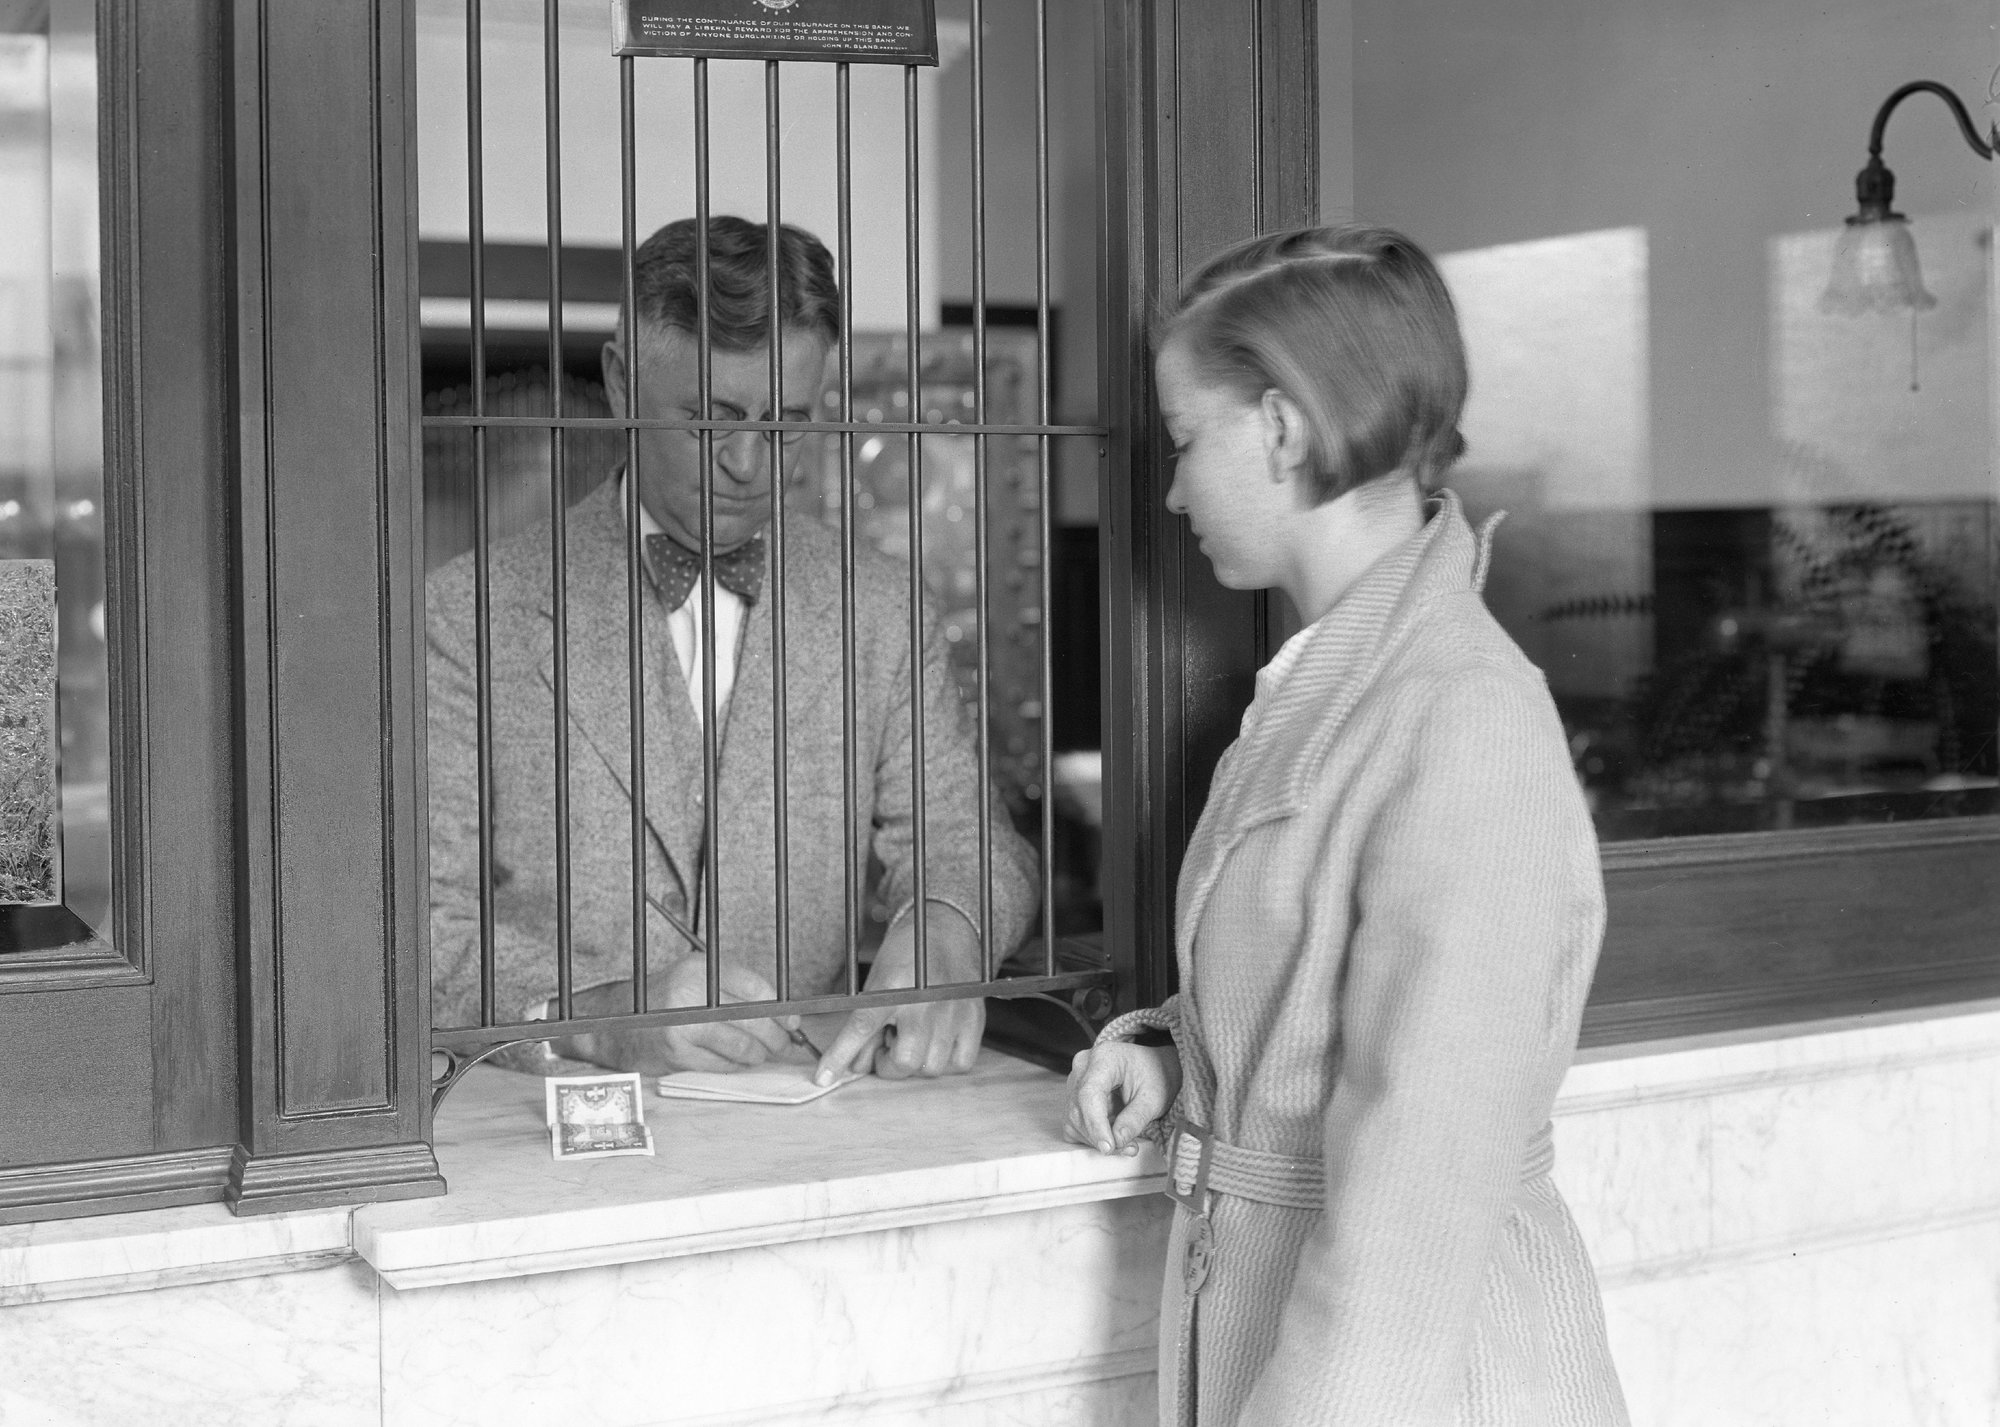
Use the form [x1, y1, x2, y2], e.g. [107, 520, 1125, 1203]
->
[656, 1063, 864, 1106]
[544, 1071, 656, 1159]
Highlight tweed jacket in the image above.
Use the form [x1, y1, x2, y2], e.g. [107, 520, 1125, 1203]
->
[1106, 491, 1627, 1426]
[426, 481, 1037, 1031]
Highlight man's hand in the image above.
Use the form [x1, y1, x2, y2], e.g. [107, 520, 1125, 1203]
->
[1064, 1042, 1182, 1156]
[560, 960, 815, 1075]
[813, 907, 985, 1086]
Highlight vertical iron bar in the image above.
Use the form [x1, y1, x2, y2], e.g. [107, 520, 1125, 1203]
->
[1250, 0, 1265, 227]
[968, 0, 994, 981]
[467, 0, 497, 1026]
[620, 56, 651, 1012]
[765, 61, 791, 1003]
[695, 58, 723, 1009]
[1033, 0, 1055, 977]
[903, 63, 928, 989]
[837, 65, 860, 998]
[543, 0, 575, 1022]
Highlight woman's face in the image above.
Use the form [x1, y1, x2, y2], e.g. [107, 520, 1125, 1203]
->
[1155, 337, 1301, 590]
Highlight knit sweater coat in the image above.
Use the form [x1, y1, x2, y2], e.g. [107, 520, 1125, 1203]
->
[1108, 491, 1628, 1427]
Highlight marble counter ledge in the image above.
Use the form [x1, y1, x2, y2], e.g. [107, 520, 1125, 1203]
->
[0, 1200, 354, 1307]
[1559, 1000, 2000, 1112]
[354, 1052, 1167, 1291]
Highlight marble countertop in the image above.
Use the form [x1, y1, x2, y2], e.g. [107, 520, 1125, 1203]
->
[351, 1051, 1168, 1290]
[11, 999, 2000, 1303]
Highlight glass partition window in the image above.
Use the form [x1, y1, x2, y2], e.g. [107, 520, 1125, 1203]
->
[1353, 0, 1997, 842]
[0, 0, 108, 952]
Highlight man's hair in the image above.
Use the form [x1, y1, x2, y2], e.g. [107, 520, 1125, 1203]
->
[629, 215, 840, 352]
[1159, 224, 1468, 502]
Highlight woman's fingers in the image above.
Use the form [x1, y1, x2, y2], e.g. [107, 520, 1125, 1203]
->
[1072, 1052, 1124, 1152]
[1067, 1046, 1176, 1156]
[1110, 1079, 1167, 1150]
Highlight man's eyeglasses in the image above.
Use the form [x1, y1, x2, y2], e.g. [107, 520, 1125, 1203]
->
[677, 403, 816, 449]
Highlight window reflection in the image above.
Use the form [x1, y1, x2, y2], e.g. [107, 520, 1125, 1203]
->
[0, 1, 108, 951]
[1444, 223, 1996, 841]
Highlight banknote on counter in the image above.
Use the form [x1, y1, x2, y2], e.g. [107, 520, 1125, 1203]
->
[544, 1071, 655, 1159]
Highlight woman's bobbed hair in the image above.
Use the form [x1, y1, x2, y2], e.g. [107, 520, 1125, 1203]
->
[1160, 225, 1468, 502]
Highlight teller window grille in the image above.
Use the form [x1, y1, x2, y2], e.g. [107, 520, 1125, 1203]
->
[417, 0, 1115, 1092]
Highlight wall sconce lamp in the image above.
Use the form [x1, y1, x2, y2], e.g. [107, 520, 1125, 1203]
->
[1821, 81, 1996, 316]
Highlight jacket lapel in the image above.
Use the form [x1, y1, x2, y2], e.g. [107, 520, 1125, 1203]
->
[540, 484, 708, 909]
[1173, 490, 1494, 969]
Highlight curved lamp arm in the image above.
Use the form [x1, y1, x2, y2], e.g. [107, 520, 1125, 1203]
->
[1866, 80, 1996, 163]
[1850, 80, 1998, 221]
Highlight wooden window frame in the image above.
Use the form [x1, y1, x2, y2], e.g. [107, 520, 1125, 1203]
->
[1096, 0, 2000, 1047]
[0, 0, 440, 1223]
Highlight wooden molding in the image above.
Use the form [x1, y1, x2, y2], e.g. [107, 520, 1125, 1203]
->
[0, 1138, 447, 1224]
[0, 1147, 234, 1226]
[226, 1141, 445, 1217]
[0, 944, 148, 995]
[1583, 957, 2000, 1049]
[1600, 814, 2000, 873]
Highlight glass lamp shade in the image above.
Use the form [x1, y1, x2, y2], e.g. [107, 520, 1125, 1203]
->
[1819, 216, 1938, 316]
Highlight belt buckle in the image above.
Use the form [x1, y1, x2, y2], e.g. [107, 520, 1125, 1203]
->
[1165, 1117, 1214, 1217]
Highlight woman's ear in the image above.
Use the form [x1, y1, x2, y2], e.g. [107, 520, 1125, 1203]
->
[1259, 388, 1315, 487]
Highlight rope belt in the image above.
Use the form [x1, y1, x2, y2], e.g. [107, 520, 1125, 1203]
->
[1165, 1117, 1558, 1214]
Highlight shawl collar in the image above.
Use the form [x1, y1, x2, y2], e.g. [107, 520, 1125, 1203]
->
[1174, 489, 1500, 963]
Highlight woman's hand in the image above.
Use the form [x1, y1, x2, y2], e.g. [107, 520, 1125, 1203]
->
[1064, 1042, 1182, 1155]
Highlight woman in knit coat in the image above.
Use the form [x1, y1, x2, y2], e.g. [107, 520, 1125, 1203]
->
[1065, 226, 1629, 1426]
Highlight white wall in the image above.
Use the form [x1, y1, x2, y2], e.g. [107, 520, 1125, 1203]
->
[1341, 0, 1995, 512]
[414, 0, 951, 332]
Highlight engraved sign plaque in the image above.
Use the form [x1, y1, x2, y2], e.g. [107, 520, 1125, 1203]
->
[613, 0, 939, 65]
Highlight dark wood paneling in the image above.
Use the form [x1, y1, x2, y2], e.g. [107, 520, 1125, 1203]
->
[1099, 0, 1318, 1015]
[227, 0, 439, 1204]
[128, 0, 242, 1154]
[1097, 0, 1162, 1011]
[0, 988, 153, 1168]
[1257, 0, 1318, 232]
[1583, 819, 2000, 1045]
[257, 0, 394, 1115]
[1174, 4, 1261, 264]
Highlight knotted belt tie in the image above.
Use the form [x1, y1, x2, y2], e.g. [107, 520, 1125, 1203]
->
[1165, 1117, 1558, 1214]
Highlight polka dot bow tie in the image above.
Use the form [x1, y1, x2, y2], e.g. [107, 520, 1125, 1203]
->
[645, 532, 766, 611]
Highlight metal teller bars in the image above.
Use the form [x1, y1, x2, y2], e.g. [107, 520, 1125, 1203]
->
[426, 0, 1113, 1104]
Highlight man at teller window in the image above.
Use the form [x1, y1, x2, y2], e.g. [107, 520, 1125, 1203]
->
[427, 215, 1038, 1084]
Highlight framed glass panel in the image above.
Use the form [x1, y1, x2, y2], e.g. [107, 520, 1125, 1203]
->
[1346, 0, 1999, 1041]
[0, 0, 108, 956]
[1351, 0, 1995, 849]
